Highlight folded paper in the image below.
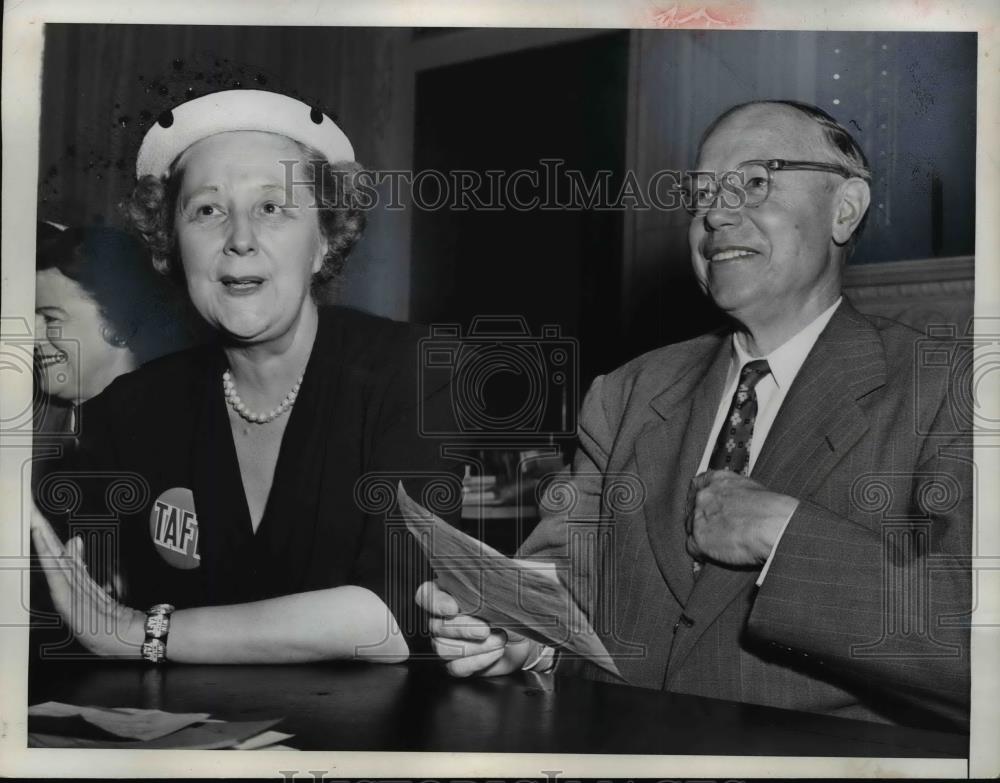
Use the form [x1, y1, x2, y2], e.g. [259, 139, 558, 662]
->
[397, 482, 621, 678]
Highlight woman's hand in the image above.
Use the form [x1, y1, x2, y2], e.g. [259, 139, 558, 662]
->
[416, 580, 538, 677]
[31, 501, 145, 658]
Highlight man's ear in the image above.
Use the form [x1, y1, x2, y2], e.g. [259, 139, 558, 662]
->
[832, 178, 871, 245]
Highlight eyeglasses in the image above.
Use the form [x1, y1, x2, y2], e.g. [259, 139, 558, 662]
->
[683, 159, 855, 217]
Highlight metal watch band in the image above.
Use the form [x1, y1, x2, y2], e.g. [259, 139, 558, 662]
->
[141, 604, 175, 664]
[140, 637, 167, 664]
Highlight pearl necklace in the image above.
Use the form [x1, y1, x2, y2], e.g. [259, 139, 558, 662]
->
[222, 369, 304, 424]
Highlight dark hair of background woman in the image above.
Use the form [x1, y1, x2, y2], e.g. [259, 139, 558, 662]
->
[36, 222, 205, 364]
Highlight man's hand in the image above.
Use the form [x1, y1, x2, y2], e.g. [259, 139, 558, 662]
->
[416, 581, 538, 677]
[686, 470, 799, 567]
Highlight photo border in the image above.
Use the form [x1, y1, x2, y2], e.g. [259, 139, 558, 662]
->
[2, 0, 997, 778]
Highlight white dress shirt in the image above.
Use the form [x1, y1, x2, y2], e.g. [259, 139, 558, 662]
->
[695, 297, 843, 584]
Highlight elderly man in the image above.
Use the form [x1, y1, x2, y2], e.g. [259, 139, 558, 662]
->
[417, 100, 971, 729]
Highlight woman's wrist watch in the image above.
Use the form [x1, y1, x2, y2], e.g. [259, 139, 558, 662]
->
[140, 603, 175, 663]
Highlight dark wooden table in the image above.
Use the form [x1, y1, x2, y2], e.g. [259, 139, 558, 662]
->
[28, 660, 967, 756]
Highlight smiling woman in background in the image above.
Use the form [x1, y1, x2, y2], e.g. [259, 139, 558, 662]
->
[32, 89, 457, 666]
[34, 221, 198, 428]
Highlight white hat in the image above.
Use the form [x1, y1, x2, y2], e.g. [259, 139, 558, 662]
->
[135, 89, 355, 179]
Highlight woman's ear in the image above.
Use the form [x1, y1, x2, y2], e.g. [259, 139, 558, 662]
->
[100, 322, 135, 348]
[312, 238, 330, 275]
[832, 178, 871, 245]
[313, 233, 329, 276]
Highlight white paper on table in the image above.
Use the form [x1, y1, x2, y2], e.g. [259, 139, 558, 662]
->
[28, 701, 211, 741]
[397, 483, 622, 678]
[28, 718, 283, 749]
[233, 730, 296, 750]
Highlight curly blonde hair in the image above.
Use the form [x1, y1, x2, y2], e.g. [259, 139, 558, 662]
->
[124, 140, 367, 286]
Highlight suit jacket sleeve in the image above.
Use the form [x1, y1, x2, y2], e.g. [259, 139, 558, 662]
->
[748, 386, 972, 728]
[517, 374, 617, 676]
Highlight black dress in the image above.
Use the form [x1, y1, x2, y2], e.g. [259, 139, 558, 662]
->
[33, 306, 463, 649]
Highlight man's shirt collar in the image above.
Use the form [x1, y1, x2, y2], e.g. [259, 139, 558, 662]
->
[731, 297, 843, 389]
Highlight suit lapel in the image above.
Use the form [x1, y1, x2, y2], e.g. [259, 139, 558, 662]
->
[636, 336, 732, 604]
[666, 301, 888, 674]
[752, 301, 886, 493]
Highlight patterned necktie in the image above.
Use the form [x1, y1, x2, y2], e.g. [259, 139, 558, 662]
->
[692, 359, 771, 578]
[708, 359, 772, 476]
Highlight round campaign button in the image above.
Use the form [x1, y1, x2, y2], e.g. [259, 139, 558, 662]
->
[148, 487, 201, 570]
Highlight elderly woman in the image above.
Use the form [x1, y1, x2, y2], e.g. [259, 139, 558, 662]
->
[32, 89, 457, 665]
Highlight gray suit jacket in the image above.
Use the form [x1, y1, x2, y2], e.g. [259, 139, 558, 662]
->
[521, 300, 970, 729]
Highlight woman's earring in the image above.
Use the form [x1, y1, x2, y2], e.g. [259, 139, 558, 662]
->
[101, 324, 130, 348]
